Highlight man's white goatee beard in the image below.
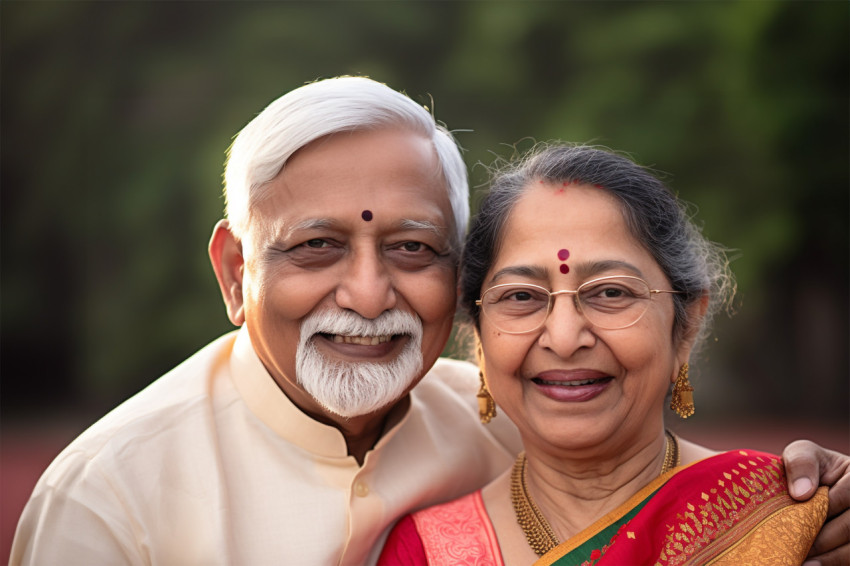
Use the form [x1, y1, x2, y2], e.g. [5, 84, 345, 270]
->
[295, 309, 424, 418]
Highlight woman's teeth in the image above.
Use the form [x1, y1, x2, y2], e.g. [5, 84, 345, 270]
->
[331, 335, 392, 345]
[536, 377, 604, 386]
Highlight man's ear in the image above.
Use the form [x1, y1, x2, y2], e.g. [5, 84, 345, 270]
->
[675, 292, 710, 371]
[209, 220, 246, 326]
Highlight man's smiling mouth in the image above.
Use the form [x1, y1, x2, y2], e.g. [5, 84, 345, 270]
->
[321, 334, 395, 345]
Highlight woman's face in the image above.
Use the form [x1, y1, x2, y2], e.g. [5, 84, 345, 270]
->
[479, 182, 695, 456]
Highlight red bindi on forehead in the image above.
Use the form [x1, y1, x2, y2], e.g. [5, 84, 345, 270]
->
[557, 249, 570, 274]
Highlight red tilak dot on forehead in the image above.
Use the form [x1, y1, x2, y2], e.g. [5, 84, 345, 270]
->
[560, 264, 570, 274]
[557, 249, 570, 261]
[361, 210, 373, 221]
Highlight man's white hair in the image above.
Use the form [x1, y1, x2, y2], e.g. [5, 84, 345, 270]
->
[223, 76, 469, 247]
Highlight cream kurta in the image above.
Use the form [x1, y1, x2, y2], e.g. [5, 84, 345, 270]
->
[11, 327, 521, 565]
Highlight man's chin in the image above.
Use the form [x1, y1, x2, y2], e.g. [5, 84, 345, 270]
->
[296, 329, 423, 421]
[313, 386, 413, 419]
[323, 400, 394, 420]
[303, 365, 419, 418]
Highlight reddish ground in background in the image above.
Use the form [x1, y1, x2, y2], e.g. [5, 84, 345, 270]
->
[2, 417, 847, 563]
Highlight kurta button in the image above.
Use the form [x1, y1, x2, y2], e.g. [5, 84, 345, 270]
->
[354, 481, 369, 497]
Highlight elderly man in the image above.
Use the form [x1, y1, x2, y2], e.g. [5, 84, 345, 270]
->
[11, 77, 848, 565]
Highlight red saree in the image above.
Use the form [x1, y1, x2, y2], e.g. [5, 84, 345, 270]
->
[538, 450, 828, 565]
[379, 450, 828, 566]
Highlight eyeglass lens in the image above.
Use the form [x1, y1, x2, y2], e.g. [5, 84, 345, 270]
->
[480, 277, 653, 333]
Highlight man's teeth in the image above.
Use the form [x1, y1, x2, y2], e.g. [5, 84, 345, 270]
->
[331, 335, 393, 345]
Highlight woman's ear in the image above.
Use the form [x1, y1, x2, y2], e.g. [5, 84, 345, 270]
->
[675, 292, 710, 369]
[209, 220, 246, 326]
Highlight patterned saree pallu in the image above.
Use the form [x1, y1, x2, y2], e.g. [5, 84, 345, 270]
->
[537, 450, 828, 566]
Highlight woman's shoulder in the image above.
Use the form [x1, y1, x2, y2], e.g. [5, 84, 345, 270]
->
[652, 447, 828, 565]
[676, 435, 781, 467]
[410, 490, 489, 528]
[379, 490, 503, 566]
[676, 438, 783, 481]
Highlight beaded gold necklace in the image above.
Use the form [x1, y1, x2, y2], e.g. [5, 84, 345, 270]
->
[511, 430, 680, 556]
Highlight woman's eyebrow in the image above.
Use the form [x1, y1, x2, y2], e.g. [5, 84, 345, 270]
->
[572, 260, 645, 279]
[489, 265, 549, 284]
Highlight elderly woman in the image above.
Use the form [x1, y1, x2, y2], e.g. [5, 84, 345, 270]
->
[379, 144, 834, 565]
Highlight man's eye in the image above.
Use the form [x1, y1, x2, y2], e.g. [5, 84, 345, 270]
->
[304, 239, 329, 248]
[401, 242, 426, 252]
[386, 240, 443, 271]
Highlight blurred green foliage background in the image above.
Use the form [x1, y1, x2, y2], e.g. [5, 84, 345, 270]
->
[2, 1, 847, 425]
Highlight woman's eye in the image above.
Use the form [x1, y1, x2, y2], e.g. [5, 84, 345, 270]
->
[601, 287, 624, 297]
[499, 288, 547, 303]
[304, 239, 329, 248]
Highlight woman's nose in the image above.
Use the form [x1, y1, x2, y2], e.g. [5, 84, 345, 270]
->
[536, 294, 596, 354]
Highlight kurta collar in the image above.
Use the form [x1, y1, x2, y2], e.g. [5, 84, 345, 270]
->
[229, 326, 352, 459]
[228, 326, 414, 462]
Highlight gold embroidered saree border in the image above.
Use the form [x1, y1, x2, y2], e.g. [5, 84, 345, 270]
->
[696, 486, 828, 565]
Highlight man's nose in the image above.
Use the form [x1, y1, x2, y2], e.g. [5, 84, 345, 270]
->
[334, 249, 397, 319]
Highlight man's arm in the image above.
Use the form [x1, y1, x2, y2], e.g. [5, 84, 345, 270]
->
[9, 445, 147, 566]
[783, 440, 850, 566]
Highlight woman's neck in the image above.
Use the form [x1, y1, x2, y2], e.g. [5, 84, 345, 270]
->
[523, 430, 668, 541]
[482, 433, 717, 566]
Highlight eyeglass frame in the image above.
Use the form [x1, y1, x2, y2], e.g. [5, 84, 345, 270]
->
[474, 275, 682, 334]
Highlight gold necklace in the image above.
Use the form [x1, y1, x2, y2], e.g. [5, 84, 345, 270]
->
[511, 430, 680, 556]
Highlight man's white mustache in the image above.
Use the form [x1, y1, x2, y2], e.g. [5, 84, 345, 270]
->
[295, 308, 425, 417]
[301, 309, 421, 342]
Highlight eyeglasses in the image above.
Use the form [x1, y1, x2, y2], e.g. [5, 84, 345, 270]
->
[475, 275, 681, 334]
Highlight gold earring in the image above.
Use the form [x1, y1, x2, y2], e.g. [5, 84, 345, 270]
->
[476, 342, 497, 424]
[478, 370, 497, 424]
[670, 362, 695, 418]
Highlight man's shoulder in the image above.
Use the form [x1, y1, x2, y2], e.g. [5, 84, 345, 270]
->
[412, 357, 522, 455]
[419, 357, 478, 393]
[409, 357, 479, 415]
[49, 331, 239, 467]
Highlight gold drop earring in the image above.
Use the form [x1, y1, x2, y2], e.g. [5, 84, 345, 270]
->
[670, 362, 695, 418]
[476, 340, 497, 424]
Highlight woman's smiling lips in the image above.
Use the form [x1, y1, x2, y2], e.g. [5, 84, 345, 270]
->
[530, 369, 614, 402]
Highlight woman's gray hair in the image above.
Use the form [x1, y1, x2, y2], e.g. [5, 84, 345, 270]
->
[223, 76, 469, 248]
[460, 143, 735, 353]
